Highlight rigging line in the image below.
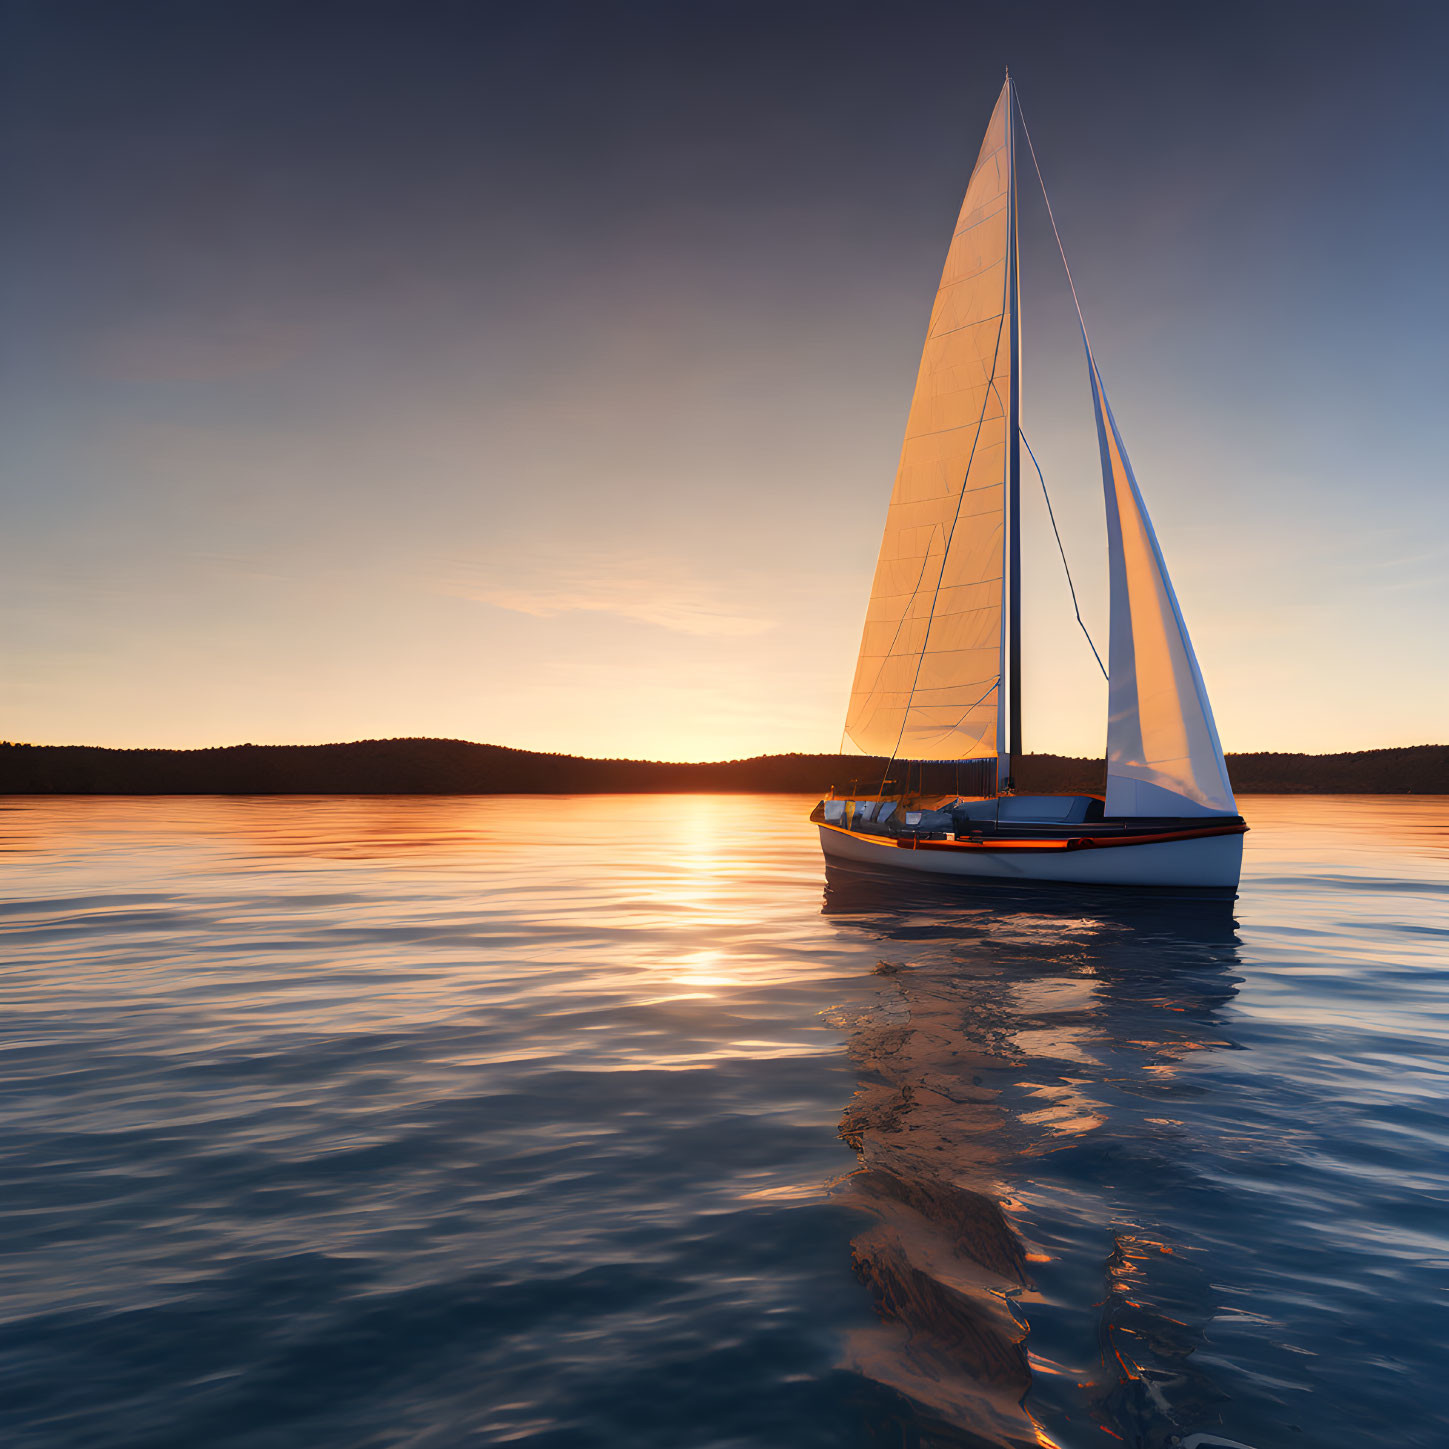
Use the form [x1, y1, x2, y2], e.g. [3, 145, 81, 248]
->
[847, 519, 947, 722]
[1012, 87, 1091, 345]
[1021, 429, 1108, 680]
[881, 294, 1010, 791]
[1013, 88, 1111, 687]
[944, 678, 1001, 738]
[861, 94, 1009, 789]
[860, 102, 1018, 778]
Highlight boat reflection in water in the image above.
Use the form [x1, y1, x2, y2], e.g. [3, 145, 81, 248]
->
[824, 864, 1251, 1449]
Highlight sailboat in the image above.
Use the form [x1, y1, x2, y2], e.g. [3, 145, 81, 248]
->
[814, 73, 1247, 892]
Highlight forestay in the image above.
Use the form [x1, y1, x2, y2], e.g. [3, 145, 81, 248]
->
[843, 82, 1011, 762]
[1087, 350, 1237, 817]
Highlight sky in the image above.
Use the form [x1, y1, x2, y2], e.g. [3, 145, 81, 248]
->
[2, 0, 1446, 761]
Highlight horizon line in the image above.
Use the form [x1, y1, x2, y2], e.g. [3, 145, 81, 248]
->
[3, 738, 1444, 767]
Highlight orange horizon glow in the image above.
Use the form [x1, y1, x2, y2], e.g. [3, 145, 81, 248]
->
[3, 11, 1444, 767]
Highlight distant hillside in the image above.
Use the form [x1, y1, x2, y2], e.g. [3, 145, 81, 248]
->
[0, 739, 1444, 795]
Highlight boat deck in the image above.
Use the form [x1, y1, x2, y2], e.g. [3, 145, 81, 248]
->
[810, 798, 1247, 855]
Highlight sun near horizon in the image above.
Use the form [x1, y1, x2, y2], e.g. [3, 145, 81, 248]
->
[2, 4, 1445, 766]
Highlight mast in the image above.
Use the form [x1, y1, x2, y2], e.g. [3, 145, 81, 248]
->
[1004, 70, 1022, 789]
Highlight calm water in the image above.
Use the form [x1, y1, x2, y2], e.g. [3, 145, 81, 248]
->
[1, 795, 1446, 1449]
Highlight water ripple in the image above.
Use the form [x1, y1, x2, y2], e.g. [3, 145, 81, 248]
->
[0, 793, 1445, 1447]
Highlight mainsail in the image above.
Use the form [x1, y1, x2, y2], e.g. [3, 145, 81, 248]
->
[1087, 351, 1237, 817]
[843, 82, 1013, 763]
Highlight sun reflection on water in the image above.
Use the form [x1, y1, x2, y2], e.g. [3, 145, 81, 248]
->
[0, 794, 1445, 1448]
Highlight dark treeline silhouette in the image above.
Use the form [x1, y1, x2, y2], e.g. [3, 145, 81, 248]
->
[0, 740, 1444, 795]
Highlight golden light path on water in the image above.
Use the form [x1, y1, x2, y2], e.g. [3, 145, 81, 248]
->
[0, 793, 1445, 1448]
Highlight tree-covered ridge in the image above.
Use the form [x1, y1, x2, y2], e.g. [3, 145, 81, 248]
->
[0, 740, 1443, 795]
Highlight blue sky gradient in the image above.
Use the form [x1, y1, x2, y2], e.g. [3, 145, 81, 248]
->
[2, 0, 1445, 757]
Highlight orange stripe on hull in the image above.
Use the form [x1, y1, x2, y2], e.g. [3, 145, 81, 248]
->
[819, 821, 1247, 853]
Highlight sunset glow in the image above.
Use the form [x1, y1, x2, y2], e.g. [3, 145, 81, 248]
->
[2, 5, 1443, 762]
[5, 8, 1447, 1446]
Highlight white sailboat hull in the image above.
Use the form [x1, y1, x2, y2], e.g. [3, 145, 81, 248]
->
[818, 823, 1243, 891]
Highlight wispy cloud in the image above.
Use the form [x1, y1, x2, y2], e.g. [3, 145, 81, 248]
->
[443, 559, 776, 638]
